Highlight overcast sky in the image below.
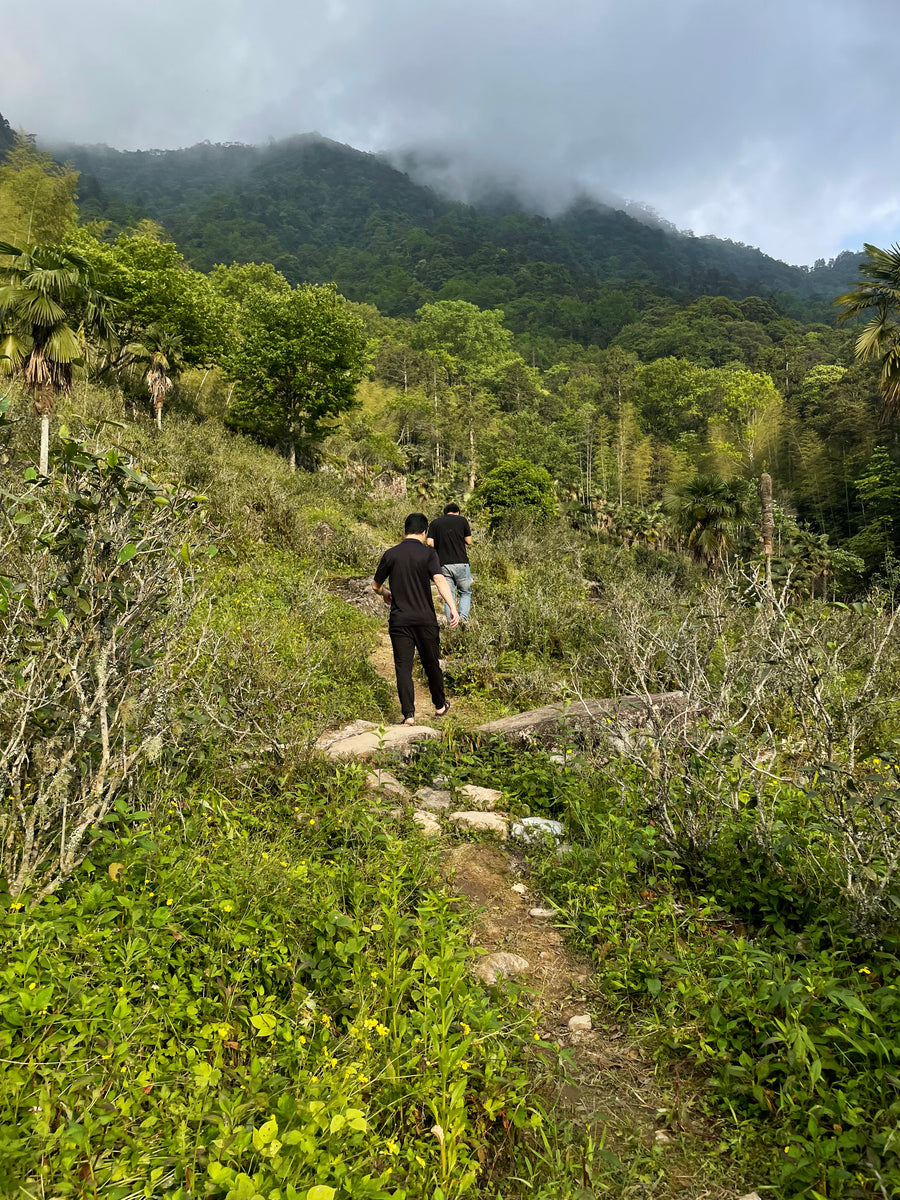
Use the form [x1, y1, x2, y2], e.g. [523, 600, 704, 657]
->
[5, 0, 899, 264]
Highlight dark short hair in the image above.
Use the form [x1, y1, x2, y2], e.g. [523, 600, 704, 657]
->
[444, 502, 461, 515]
[404, 512, 429, 535]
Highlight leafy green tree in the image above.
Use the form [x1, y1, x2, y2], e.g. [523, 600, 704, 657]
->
[0, 240, 114, 472]
[70, 224, 229, 370]
[837, 243, 900, 413]
[664, 473, 752, 572]
[474, 457, 556, 531]
[224, 282, 369, 466]
[0, 137, 78, 245]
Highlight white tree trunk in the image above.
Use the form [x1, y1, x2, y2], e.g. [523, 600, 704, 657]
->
[156, 405, 163, 431]
[39, 416, 50, 475]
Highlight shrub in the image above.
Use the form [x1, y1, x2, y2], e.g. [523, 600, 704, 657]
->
[473, 457, 556, 532]
[0, 435, 205, 898]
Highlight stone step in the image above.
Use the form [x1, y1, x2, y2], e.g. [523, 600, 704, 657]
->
[476, 691, 691, 743]
[317, 721, 439, 760]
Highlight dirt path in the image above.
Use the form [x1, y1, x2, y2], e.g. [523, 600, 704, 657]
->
[331, 580, 736, 1196]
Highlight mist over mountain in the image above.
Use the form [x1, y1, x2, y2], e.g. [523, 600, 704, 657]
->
[49, 132, 862, 340]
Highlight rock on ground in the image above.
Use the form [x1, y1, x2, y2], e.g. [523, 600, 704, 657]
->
[367, 770, 409, 799]
[567, 1014, 592, 1032]
[457, 784, 502, 810]
[317, 722, 439, 760]
[449, 811, 509, 838]
[529, 907, 556, 919]
[412, 811, 441, 838]
[472, 951, 530, 986]
[510, 816, 565, 844]
[414, 787, 453, 811]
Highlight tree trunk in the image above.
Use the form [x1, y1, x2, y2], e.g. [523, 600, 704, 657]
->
[760, 471, 774, 594]
[468, 426, 476, 493]
[288, 439, 296, 472]
[156, 404, 163, 431]
[39, 415, 50, 476]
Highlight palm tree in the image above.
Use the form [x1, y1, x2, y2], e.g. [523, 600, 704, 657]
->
[664, 473, 752, 572]
[0, 241, 114, 472]
[836, 243, 900, 415]
[125, 325, 184, 428]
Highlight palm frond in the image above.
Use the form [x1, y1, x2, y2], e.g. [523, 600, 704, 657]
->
[15, 292, 68, 327]
[45, 324, 84, 364]
[0, 332, 27, 374]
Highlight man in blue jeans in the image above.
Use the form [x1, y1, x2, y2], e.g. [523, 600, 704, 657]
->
[427, 502, 473, 625]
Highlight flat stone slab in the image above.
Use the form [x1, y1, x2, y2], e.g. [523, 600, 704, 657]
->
[476, 691, 690, 743]
[317, 722, 439, 760]
[449, 811, 509, 838]
[458, 784, 502, 810]
[414, 786, 453, 811]
[529, 907, 556, 919]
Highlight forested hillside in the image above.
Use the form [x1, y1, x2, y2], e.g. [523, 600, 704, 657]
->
[62, 135, 862, 337]
[6, 111, 900, 1200]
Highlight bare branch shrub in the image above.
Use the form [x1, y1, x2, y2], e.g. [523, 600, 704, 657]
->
[0, 435, 204, 898]
[581, 565, 900, 925]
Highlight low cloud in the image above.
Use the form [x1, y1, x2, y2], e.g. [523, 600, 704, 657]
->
[7, 0, 900, 263]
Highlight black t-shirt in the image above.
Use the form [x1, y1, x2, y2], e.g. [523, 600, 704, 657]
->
[427, 514, 472, 565]
[374, 539, 443, 627]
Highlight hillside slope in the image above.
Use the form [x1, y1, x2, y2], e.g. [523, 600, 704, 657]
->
[61, 134, 861, 328]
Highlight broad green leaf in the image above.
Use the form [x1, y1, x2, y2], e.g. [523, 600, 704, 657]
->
[116, 544, 138, 565]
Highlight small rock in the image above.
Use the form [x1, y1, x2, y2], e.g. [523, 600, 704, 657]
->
[736, 1194, 762, 1200]
[472, 951, 530, 986]
[412, 810, 441, 838]
[567, 1014, 592, 1032]
[458, 784, 503, 810]
[511, 882, 528, 895]
[415, 786, 453, 811]
[653, 1129, 671, 1145]
[554, 843, 573, 858]
[367, 769, 408, 799]
[510, 816, 565, 845]
[529, 907, 556, 919]
[432, 774, 450, 786]
[448, 811, 509, 838]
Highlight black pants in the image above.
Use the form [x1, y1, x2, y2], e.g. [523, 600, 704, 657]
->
[390, 623, 445, 718]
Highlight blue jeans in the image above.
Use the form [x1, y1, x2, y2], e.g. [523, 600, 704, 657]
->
[441, 562, 472, 622]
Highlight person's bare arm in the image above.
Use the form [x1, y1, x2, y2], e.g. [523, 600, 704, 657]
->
[464, 535, 473, 546]
[426, 537, 435, 548]
[372, 580, 391, 606]
[433, 574, 460, 627]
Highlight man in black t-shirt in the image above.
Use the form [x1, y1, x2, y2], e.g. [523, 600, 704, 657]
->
[427, 502, 473, 624]
[373, 513, 460, 724]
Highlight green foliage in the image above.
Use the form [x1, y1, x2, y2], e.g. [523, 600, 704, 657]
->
[474, 457, 556, 531]
[0, 434, 204, 898]
[70, 223, 230, 367]
[223, 282, 369, 459]
[0, 768, 540, 1197]
[837, 242, 900, 412]
[664, 472, 753, 570]
[0, 137, 78, 246]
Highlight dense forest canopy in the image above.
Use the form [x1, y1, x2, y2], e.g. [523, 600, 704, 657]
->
[0, 116, 896, 587]
[58, 134, 863, 334]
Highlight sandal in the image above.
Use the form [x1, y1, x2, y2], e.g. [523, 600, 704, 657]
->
[434, 702, 450, 717]
[402, 715, 416, 726]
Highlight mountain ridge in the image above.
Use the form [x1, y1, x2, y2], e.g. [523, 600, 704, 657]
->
[3, 116, 865, 341]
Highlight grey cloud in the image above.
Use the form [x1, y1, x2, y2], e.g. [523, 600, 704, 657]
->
[6, 0, 900, 262]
